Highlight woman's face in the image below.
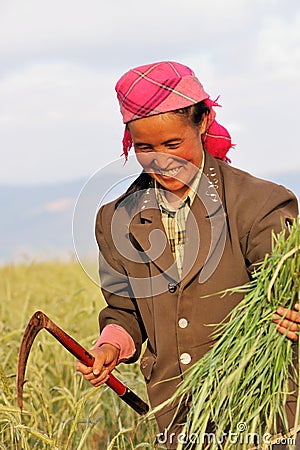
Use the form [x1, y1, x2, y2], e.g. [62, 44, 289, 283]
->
[129, 112, 206, 200]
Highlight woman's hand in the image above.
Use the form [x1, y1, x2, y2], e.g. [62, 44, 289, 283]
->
[76, 343, 120, 387]
[272, 304, 300, 342]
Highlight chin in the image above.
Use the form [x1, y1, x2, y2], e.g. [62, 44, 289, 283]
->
[160, 180, 189, 196]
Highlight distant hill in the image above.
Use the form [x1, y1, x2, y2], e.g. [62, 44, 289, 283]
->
[0, 180, 82, 264]
[0, 169, 299, 265]
[0, 158, 142, 265]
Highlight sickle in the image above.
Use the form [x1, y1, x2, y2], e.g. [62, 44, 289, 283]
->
[17, 310, 149, 416]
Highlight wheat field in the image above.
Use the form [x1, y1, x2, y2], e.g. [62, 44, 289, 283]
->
[0, 260, 159, 449]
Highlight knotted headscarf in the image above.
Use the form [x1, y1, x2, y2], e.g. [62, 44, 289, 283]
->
[115, 61, 233, 162]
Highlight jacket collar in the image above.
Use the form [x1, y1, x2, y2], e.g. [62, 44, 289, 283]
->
[129, 186, 179, 282]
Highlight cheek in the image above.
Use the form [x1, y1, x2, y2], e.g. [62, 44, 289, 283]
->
[180, 145, 198, 161]
[182, 146, 203, 167]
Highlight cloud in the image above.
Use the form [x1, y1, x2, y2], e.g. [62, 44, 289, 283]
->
[0, 0, 268, 74]
[0, 62, 123, 183]
[0, 62, 117, 125]
[1, 0, 299, 185]
[257, 12, 300, 81]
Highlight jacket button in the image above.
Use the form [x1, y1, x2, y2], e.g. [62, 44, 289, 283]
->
[178, 318, 188, 328]
[180, 353, 191, 365]
[168, 282, 177, 293]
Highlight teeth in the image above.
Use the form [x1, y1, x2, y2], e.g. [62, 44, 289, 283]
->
[159, 167, 180, 177]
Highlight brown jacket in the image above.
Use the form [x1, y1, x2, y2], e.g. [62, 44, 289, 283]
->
[95, 151, 298, 437]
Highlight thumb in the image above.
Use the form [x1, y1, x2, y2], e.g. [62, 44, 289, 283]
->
[87, 348, 107, 376]
[90, 345, 120, 376]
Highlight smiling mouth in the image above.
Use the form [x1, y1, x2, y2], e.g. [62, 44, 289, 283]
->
[158, 167, 180, 177]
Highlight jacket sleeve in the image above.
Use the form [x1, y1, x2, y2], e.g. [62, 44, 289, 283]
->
[95, 204, 147, 363]
[241, 184, 298, 271]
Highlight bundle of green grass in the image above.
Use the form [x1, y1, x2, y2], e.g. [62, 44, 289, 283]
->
[164, 218, 300, 449]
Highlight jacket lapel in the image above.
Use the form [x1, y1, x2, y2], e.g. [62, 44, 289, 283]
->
[181, 152, 227, 287]
[129, 189, 179, 282]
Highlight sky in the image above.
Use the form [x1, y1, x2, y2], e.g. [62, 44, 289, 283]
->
[1, 0, 300, 186]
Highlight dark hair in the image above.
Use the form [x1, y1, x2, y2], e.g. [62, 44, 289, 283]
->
[115, 171, 153, 210]
[171, 100, 210, 126]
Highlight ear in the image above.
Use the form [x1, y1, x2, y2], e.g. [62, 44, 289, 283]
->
[198, 113, 209, 136]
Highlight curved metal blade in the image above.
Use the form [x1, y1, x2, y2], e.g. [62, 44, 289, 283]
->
[17, 311, 48, 411]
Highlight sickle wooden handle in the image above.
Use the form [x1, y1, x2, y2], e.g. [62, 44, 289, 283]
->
[17, 311, 149, 416]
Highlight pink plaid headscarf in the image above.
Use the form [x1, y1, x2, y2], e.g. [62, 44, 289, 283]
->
[115, 61, 233, 162]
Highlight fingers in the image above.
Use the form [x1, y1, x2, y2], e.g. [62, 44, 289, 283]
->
[76, 344, 120, 387]
[272, 304, 300, 342]
[272, 318, 299, 332]
[275, 325, 299, 342]
[83, 367, 110, 387]
[76, 358, 110, 386]
[76, 360, 92, 374]
[276, 305, 300, 323]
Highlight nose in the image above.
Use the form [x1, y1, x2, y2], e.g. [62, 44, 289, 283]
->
[153, 151, 172, 169]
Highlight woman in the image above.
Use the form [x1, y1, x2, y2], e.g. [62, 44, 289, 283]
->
[77, 61, 299, 449]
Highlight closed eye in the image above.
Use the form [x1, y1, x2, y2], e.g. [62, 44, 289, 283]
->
[134, 144, 153, 152]
[166, 142, 180, 149]
[163, 139, 182, 149]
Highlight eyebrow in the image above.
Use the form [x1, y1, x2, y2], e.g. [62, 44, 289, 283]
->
[135, 138, 182, 146]
[162, 138, 182, 145]
[134, 142, 153, 147]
